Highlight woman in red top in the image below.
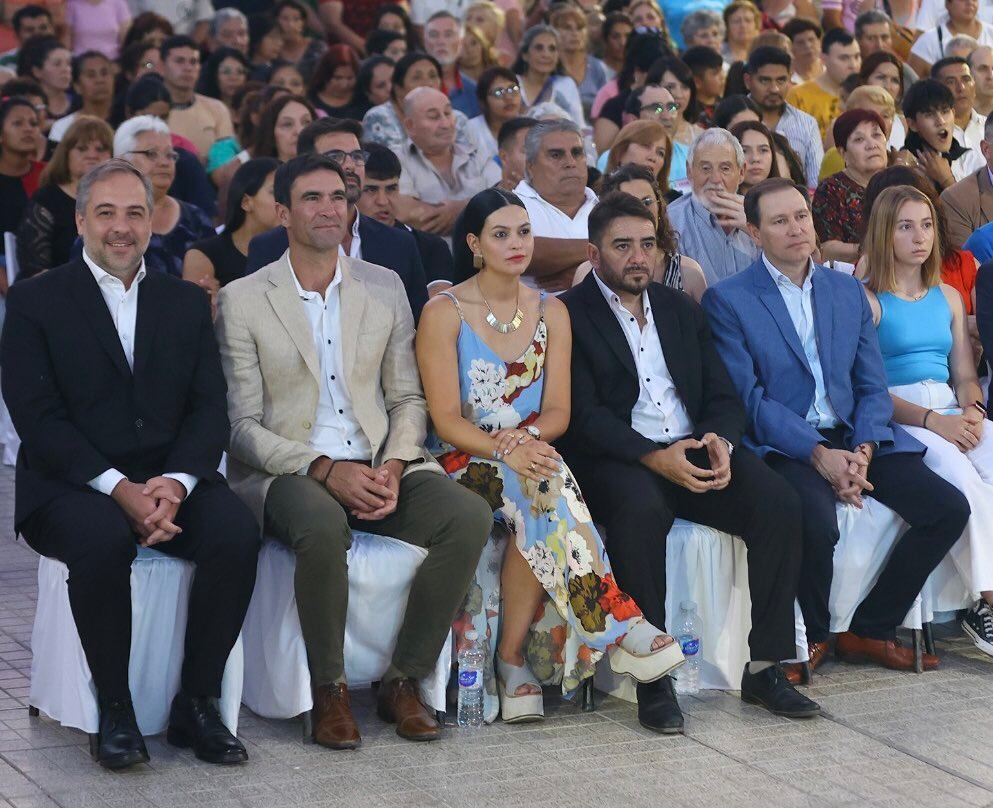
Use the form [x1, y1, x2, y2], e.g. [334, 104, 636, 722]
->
[0, 97, 46, 291]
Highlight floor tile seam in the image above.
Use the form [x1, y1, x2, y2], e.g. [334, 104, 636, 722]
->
[0, 748, 69, 807]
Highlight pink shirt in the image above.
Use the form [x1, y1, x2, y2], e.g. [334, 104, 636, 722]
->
[68, 0, 130, 59]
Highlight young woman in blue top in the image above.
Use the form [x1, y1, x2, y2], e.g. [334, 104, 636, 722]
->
[862, 184, 993, 658]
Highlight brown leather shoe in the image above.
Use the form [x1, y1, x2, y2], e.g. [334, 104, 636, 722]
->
[784, 641, 831, 685]
[835, 631, 939, 671]
[376, 678, 441, 741]
[311, 683, 361, 750]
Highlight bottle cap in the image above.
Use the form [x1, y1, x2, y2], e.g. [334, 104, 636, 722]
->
[465, 630, 478, 641]
[680, 600, 696, 611]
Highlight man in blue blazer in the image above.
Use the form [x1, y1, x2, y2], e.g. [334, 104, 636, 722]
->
[244, 119, 430, 322]
[703, 178, 970, 680]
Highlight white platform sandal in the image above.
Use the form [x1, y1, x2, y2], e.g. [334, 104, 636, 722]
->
[609, 619, 685, 684]
[496, 654, 545, 724]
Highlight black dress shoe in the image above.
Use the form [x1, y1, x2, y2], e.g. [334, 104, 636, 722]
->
[740, 664, 822, 718]
[636, 676, 684, 734]
[95, 696, 149, 770]
[166, 692, 248, 765]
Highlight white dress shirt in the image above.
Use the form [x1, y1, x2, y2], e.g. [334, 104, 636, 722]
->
[290, 257, 372, 463]
[955, 109, 987, 153]
[337, 211, 362, 260]
[82, 250, 198, 498]
[763, 254, 840, 430]
[593, 271, 694, 443]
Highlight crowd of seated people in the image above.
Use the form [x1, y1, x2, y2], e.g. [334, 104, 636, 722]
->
[4, 0, 993, 776]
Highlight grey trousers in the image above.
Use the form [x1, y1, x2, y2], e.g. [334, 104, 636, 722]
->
[263, 470, 491, 686]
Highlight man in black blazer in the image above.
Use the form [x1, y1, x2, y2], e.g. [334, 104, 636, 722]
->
[243, 119, 430, 320]
[1, 160, 260, 770]
[559, 193, 818, 732]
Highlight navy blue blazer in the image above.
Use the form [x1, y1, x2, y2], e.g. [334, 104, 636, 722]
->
[975, 260, 993, 406]
[701, 258, 924, 461]
[245, 213, 430, 321]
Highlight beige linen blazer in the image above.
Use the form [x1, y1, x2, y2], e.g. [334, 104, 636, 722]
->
[215, 251, 441, 524]
[941, 166, 993, 250]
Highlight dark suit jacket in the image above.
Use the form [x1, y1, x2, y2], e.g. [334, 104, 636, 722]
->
[976, 260, 993, 404]
[399, 221, 454, 284]
[245, 213, 430, 321]
[559, 273, 745, 472]
[1, 259, 229, 531]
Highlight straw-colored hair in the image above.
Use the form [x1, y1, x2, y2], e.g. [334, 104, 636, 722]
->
[723, 0, 762, 34]
[464, 24, 499, 71]
[40, 115, 114, 188]
[863, 185, 943, 294]
[845, 84, 896, 116]
[467, 1, 505, 29]
[606, 119, 672, 193]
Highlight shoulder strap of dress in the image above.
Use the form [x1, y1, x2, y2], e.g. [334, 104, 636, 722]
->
[538, 291, 547, 316]
[438, 289, 465, 320]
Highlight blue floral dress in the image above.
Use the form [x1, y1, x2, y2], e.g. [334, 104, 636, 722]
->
[435, 292, 646, 706]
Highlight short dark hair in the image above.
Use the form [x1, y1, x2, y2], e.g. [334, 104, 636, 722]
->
[497, 116, 538, 150]
[160, 34, 198, 61]
[476, 65, 518, 106]
[712, 93, 760, 129]
[822, 27, 855, 54]
[274, 153, 348, 207]
[16, 35, 63, 79]
[365, 28, 405, 56]
[391, 52, 442, 98]
[297, 117, 362, 155]
[364, 141, 401, 180]
[72, 50, 109, 83]
[781, 17, 821, 41]
[745, 45, 792, 74]
[681, 45, 723, 75]
[225, 157, 280, 232]
[902, 78, 954, 119]
[125, 73, 171, 115]
[12, 4, 50, 34]
[588, 191, 657, 248]
[0, 76, 43, 100]
[624, 83, 658, 115]
[743, 177, 810, 226]
[931, 55, 969, 78]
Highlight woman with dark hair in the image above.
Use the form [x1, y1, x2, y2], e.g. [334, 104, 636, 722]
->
[351, 55, 393, 119]
[373, 4, 419, 52]
[17, 35, 73, 120]
[731, 120, 779, 194]
[860, 50, 905, 105]
[268, 60, 306, 96]
[248, 14, 283, 81]
[199, 47, 250, 112]
[307, 43, 362, 119]
[0, 98, 45, 267]
[771, 132, 808, 187]
[512, 25, 585, 125]
[364, 29, 407, 62]
[183, 157, 279, 295]
[251, 93, 314, 161]
[712, 94, 761, 130]
[120, 11, 172, 51]
[600, 11, 633, 76]
[110, 40, 161, 125]
[551, 4, 609, 117]
[651, 56, 700, 153]
[418, 187, 683, 724]
[273, 0, 326, 79]
[469, 66, 522, 163]
[47, 51, 114, 143]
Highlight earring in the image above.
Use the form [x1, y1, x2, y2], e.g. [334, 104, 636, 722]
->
[473, 253, 484, 269]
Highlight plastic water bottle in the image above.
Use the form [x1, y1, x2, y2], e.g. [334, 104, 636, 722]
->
[457, 630, 485, 728]
[673, 600, 701, 695]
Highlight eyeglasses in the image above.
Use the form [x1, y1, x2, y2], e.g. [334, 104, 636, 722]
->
[490, 84, 521, 98]
[127, 148, 179, 163]
[323, 148, 369, 164]
[641, 102, 679, 116]
[219, 66, 247, 77]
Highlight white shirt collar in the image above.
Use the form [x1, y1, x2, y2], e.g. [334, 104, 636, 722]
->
[762, 252, 815, 291]
[288, 253, 342, 302]
[82, 248, 146, 289]
[592, 268, 650, 318]
[514, 179, 598, 210]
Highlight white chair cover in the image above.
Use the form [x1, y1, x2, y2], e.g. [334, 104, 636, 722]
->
[240, 533, 452, 720]
[29, 547, 243, 735]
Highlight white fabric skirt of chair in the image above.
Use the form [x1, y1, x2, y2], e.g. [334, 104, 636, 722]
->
[240, 532, 452, 722]
[0, 392, 20, 467]
[29, 546, 244, 735]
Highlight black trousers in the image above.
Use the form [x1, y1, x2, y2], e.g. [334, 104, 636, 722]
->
[579, 447, 802, 663]
[21, 480, 261, 701]
[767, 432, 970, 644]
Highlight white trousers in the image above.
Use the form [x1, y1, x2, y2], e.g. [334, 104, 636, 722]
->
[891, 379, 993, 597]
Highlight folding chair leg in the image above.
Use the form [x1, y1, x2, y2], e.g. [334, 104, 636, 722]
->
[88, 733, 99, 759]
[581, 678, 596, 712]
[912, 629, 924, 674]
[27, 705, 39, 717]
[923, 622, 936, 656]
[301, 710, 314, 744]
[801, 661, 812, 686]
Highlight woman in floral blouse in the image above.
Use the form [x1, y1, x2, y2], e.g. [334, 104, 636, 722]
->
[416, 188, 683, 724]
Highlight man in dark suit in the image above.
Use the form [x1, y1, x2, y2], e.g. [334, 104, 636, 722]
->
[975, 260, 993, 378]
[244, 118, 430, 320]
[559, 192, 820, 734]
[1, 160, 260, 770]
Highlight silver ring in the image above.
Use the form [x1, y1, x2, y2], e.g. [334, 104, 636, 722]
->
[529, 461, 536, 472]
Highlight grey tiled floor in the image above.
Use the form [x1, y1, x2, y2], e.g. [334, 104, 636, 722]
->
[2, 465, 993, 808]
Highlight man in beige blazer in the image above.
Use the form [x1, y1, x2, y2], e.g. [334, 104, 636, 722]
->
[941, 124, 993, 249]
[215, 154, 491, 750]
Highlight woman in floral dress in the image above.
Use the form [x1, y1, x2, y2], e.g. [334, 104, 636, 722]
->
[416, 188, 683, 723]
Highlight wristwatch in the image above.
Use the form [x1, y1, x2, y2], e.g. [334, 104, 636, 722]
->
[524, 425, 541, 440]
[720, 438, 734, 455]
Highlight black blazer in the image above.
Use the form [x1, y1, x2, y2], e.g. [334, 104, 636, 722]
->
[1, 259, 229, 531]
[245, 213, 430, 321]
[976, 260, 993, 406]
[559, 273, 745, 469]
[400, 221, 455, 285]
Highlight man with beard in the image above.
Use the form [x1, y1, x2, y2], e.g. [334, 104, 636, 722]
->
[559, 191, 818, 734]
[422, 11, 480, 119]
[216, 153, 490, 750]
[245, 118, 430, 321]
[744, 46, 823, 189]
[1, 159, 260, 769]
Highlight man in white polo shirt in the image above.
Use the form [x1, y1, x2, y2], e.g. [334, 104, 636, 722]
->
[514, 119, 598, 292]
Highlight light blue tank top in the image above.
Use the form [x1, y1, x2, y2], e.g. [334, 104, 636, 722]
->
[876, 287, 952, 387]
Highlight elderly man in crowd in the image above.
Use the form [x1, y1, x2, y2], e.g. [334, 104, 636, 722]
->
[209, 8, 249, 56]
[1, 159, 260, 769]
[423, 11, 480, 119]
[703, 177, 971, 682]
[932, 57, 987, 153]
[514, 118, 598, 291]
[942, 116, 993, 249]
[396, 86, 500, 239]
[666, 128, 758, 286]
[216, 153, 490, 751]
[744, 46, 823, 189]
[969, 46, 993, 117]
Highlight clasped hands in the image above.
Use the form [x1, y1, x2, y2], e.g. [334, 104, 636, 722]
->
[643, 432, 731, 493]
[309, 457, 405, 520]
[491, 428, 562, 483]
[111, 476, 186, 547]
[811, 443, 874, 508]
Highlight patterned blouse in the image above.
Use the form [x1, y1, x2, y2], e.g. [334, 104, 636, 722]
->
[812, 170, 867, 246]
